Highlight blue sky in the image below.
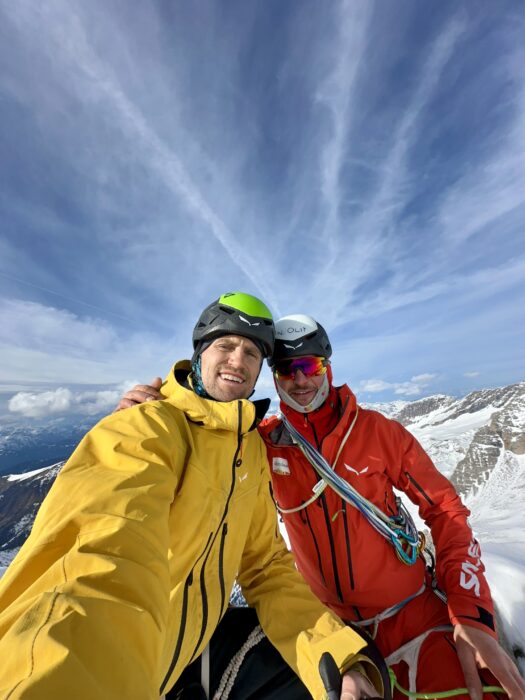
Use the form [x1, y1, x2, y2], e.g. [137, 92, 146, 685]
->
[1, 0, 524, 421]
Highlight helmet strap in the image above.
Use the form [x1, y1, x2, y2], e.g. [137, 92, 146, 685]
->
[276, 372, 330, 413]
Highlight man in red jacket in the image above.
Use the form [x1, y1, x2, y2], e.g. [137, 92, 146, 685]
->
[119, 314, 524, 700]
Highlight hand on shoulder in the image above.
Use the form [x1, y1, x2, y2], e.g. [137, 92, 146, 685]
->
[114, 377, 163, 412]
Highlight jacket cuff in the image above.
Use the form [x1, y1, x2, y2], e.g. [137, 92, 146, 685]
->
[448, 598, 497, 639]
[343, 658, 384, 697]
[341, 648, 389, 698]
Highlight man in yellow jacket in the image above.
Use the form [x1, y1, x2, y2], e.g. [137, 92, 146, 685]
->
[0, 292, 383, 700]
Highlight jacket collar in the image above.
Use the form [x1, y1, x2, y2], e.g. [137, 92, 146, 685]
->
[279, 384, 357, 446]
[161, 360, 268, 434]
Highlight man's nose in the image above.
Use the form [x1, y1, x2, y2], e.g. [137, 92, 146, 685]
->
[293, 369, 309, 385]
[226, 346, 245, 366]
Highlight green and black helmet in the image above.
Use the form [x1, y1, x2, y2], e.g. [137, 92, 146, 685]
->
[192, 292, 275, 358]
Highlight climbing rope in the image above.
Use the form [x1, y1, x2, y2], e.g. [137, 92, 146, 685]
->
[280, 414, 422, 565]
[388, 666, 505, 698]
[213, 624, 265, 699]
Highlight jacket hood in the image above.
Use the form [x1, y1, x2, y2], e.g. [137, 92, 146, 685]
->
[160, 360, 268, 434]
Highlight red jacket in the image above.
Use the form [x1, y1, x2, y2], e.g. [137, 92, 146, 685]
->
[258, 384, 496, 638]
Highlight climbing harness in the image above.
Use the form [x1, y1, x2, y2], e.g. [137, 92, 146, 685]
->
[278, 412, 423, 565]
[353, 583, 426, 639]
[207, 616, 505, 700]
[385, 625, 504, 698]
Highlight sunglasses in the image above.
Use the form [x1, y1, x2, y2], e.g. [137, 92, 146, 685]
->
[273, 356, 328, 380]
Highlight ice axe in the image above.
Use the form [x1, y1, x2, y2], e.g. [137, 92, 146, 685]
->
[319, 652, 384, 700]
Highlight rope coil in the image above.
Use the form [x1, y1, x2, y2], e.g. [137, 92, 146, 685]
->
[280, 413, 422, 565]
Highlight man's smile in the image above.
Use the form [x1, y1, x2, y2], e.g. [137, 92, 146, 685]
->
[219, 371, 246, 384]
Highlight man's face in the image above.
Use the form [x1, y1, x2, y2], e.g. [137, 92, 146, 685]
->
[200, 335, 262, 401]
[274, 356, 326, 407]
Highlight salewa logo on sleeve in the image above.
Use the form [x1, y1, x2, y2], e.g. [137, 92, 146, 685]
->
[238, 473, 248, 483]
[238, 315, 260, 327]
[272, 457, 290, 475]
[344, 464, 369, 475]
[459, 539, 482, 597]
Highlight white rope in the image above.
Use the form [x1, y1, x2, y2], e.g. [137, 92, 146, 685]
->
[213, 624, 266, 699]
[277, 478, 328, 513]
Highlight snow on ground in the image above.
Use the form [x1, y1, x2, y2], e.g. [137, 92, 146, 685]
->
[416, 433, 473, 479]
[411, 404, 497, 439]
[482, 542, 525, 674]
[407, 406, 497, 479]
[5, 464, 57, 481]
[466, 453, 525, 667]
[0, 548, 19, 577]
[398, 451, 525, 670]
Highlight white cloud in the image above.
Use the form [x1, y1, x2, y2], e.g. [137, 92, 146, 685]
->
[393, 382, 427, 397]
[0, 298, 119, 356]
[411, 373, 437, 383]
[9, 388, 73, 418]
[360, 379, 392, 393]
[0, 298, 185, 386]
[360, 373, 437, 397]
[464, 371, 480, 378]
[8, 381, 137, 419]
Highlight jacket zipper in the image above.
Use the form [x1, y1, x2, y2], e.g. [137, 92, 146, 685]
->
[405, 471, 434, 505]
[161, 403, 244, 692]
[189, 532, 216, 662]
[218, 522, 228, 617]
[304, 506, 327, 587]
[192, 520, 229, 663]
[320, 493, 344, 602]
[341, 499, 355, 590]
[160, 530, 213, 693]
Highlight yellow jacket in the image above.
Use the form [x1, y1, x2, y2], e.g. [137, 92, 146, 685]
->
[0, 362, 377, 699]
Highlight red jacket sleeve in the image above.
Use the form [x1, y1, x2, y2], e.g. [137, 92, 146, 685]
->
[386, 419, 497, 638]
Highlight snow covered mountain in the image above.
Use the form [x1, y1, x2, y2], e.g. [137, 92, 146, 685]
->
[375, 381, 525, 492]
[0, 415, 103, 476]
[1, 382, 524, 669]
[372, 381, 525, 667]
[0, 463, 64, 564]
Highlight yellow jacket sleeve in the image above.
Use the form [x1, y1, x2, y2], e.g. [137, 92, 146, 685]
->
[0, 405, 184, 700]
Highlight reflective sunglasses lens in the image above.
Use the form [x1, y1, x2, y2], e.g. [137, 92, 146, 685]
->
[275, 356, 327, 379]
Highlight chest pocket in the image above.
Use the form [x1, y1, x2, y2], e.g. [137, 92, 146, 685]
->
[335, 457, 397, 515]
